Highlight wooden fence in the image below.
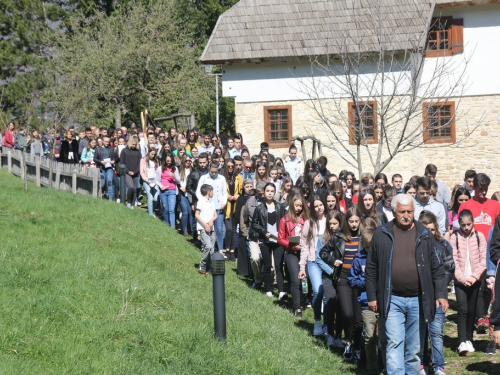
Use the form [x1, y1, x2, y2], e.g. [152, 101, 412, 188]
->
[0, 148, 101, 197]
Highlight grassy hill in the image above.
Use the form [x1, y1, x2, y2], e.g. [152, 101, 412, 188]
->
[0, 169, 352, 374]
[0, 169, 498, 374]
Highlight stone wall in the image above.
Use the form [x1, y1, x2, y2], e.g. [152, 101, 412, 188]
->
[235, 94, 500, 191]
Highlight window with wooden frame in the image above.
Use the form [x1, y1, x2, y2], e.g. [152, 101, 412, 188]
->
[423, 102, 456, 144]
[426, 16, 463, 57]
[348, 101, 378, 145]
[264, 106, 292, 148]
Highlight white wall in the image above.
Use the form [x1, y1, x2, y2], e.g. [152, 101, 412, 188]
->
[222, 59, 413, 103]
[222, 3, 500, 103]
[420, 4, 500, 97]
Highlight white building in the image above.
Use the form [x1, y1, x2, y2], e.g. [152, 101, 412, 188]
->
[201, 0, 500, 188]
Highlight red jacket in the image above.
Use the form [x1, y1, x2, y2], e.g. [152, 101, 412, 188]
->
[278, 213, 305, 253]
[3, 130, 14, 148]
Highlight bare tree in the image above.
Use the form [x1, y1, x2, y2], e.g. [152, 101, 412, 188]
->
[295, 2, 480, 177]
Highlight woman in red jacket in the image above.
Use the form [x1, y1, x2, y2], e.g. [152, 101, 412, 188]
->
[278, 193, 309, 316]
[3, 122, 16, 149]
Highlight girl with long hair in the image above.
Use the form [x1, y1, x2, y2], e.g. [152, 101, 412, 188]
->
[298, 194, 328, 331]
[308, 171, 326, 196]
[120, 135, 142, 208]
[331, 180, 352, 214]
[325, 190, 341, 213]
[254, 161, 269, 185]
[80, 138, 97, 167]
[449, 186, 471, 232]
[319, 207, 364, 362]
[358, 188, 387, 226]
[140, 146, 160, 216]
[178, 154, 194, 234]
[277, 177, 293, 204]
[156, 151, 181, 227]
[303, 159, 317, 178]
[222, 158, 243, 261]
[249, 182, 286, 298]
[278, 193, 309, 316]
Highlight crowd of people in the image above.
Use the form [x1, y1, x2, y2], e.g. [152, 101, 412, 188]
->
[3, 122, 500, 375]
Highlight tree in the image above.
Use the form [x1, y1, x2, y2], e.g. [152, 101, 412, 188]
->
[46, 0, 214, 129]
[295, 3, 479, 177]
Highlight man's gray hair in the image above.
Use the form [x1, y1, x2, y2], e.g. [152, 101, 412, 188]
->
[256, 180, 267, 190]
[243, 178, 254, 186]
[391, 193, 415, 212]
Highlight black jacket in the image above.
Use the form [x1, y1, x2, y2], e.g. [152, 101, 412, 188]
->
[365, 220, 447, 322]
[119, 147, 141, 176]
[186, 168, 207, 203]
[94, 146, 117, 169]
[249, 200, 286, 242]
[59, 139, 79, 164]
[319, 232, 346, 281]
[488, 214, 500, 265]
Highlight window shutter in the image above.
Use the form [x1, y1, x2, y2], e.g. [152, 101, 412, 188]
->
[451, 18, 464, 54]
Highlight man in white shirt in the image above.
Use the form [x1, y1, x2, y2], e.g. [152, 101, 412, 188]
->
[284, 145, 302, 184]
[229, 137, 242, 158]
[414, 177, 447, 236]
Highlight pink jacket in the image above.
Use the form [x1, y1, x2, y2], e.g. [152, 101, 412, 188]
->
[451, 229, 486, 285]
[299, 220, 318, 271]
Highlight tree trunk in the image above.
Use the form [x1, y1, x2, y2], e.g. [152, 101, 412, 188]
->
[115, 103, 122, 129]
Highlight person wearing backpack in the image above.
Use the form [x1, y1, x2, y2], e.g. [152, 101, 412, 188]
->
[452, 209, 486, 356]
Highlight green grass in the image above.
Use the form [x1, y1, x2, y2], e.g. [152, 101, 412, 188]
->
[0, 168, 498, 374]
[0, 169, 353, 374]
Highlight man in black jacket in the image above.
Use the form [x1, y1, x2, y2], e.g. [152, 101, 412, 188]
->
[94, 136, 117, 200]
[186, 153, 209, 242]
[488, 215, 500, 345]
[366, 193, 448, 375]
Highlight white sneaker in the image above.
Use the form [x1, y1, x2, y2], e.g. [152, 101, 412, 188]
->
[466, 341, 475, 353]
[326, 334, 334, 348]
[116, 198, 120, 203]
[266, 292, 273, 298]
[313, 321, 323, 336]
[278, 292, 287, 300]
[334, 337, 345, 348]
[458, 341, 469, 356]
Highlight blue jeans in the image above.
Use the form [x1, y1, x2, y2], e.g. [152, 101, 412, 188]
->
[380, 295, 424, 375]
[100, 168, 115, 200]
[307, 261, 325, 322]
[159, 189, 176, 227]
[179, 193, 193, 232]
[143, 181, 159, 216]
[215, 209, 224, 251]
[422, 305, 445, 372]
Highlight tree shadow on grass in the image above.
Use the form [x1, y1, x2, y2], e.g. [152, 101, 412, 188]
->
[465, 361, 498, 374]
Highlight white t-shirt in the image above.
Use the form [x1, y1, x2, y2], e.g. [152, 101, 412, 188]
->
[196, 197, 215, 231]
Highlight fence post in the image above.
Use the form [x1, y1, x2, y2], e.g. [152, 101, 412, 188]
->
[92, 168, 99, 198]
[72, 168, 77, 194]
[7, 149, 12, 173]
[55, 163, 61, 190]
[36, 158, 41, 187]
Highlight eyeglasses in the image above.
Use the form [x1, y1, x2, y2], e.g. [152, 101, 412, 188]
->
[257, 162, 267, 167]
[159, 136, 165, 138]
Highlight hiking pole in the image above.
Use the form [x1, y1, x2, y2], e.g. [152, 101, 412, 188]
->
[211, 251, 226, 341]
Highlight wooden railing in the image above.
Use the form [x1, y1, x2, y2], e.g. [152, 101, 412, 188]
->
[0, 148, 101, 197]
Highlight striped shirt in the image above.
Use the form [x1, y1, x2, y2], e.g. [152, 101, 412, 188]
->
[342, 237, 360, 271]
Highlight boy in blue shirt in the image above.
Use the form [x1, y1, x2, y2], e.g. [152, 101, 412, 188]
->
[348, 227, 378, 374]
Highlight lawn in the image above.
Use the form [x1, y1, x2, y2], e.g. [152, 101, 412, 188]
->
[0, 169, 497, 374]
